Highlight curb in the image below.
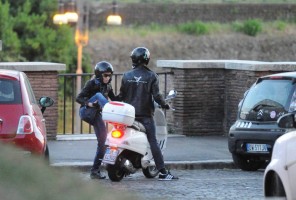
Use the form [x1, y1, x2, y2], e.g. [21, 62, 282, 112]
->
[164, 160, 236, 170]
[50, 160, 236, 171]
[55, 133, 186, 141]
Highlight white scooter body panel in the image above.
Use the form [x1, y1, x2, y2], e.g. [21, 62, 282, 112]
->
[102, 90, 177, 181]
[104, 123, 168, 168]
[105, 127, 148, 156]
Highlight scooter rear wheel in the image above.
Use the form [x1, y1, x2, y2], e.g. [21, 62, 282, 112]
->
[142, 166, 159, 178]
[107, 164, 125, 182]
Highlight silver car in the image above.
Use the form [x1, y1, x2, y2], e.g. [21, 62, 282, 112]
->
[228, 71, 296, 171]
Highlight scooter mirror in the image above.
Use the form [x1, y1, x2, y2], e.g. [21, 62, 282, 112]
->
[166, 90, 177, 100]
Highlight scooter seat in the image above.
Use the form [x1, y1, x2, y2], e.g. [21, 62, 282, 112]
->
[129, 121, 146, 133]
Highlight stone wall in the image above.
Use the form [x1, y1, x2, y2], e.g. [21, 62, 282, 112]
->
[172, 67, 225, 135]
[158, 60, 296, 136]
[24, 71, 59, 139]
[90, 3, 296, 28]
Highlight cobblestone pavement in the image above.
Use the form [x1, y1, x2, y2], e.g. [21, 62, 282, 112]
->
[78, 169, 265, 200]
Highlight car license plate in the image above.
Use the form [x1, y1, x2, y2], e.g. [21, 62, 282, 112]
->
[103, 147, 119, 164]
[246, 143, 268, 152]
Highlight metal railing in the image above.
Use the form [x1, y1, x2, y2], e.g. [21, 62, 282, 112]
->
[58, 72, 172, 134]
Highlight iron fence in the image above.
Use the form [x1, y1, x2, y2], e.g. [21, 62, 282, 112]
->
[58, 72, 172, 134]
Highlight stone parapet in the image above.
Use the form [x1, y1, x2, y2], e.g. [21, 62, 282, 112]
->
[157, 60, 296, 136]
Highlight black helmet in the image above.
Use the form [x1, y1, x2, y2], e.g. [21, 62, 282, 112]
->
[130, 47, 150, 67]
[94, 61, 113, 83]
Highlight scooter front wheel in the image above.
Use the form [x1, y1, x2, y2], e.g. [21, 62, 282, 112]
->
[107, 164, 125, 182]
[142, 166, 159, 178]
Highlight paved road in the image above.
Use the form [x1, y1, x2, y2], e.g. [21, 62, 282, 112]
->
[49, 135, 267, 199]
[77, 168, 265, 200]
[48, 135, 233, 170]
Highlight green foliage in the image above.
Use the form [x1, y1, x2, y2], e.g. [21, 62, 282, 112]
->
[0, 0, 92, 99]
[232, 19, 262, 36]
[177, 21, 209, 35]
[231, 21, 243, 32]
[0, 1, 21, 61]
[242, 19, 262, 36]
[0, 144, 137, 200]
[0, 0, 91, 74]
[275, 20, 287, 31]
[148, 22, 163, 31]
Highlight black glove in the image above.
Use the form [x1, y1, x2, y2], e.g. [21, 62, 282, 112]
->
[92, 102, 100, 108]
[162, 104, 170, 110]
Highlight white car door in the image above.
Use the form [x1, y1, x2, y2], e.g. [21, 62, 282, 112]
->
[286, 134, 296, 199]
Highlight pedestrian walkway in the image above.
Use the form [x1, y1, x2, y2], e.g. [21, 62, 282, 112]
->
[48, 134, 235, 170]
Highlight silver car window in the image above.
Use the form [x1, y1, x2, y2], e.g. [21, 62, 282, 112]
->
[240, 79, 294, 121]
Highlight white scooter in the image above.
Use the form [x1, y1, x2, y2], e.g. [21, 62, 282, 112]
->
[102, 90, 177, 182]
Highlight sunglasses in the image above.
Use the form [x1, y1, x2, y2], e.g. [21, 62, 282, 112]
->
[102, 74, 112, 78]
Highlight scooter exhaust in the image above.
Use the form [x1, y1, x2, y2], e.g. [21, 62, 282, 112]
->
[123, 159, 137, 173]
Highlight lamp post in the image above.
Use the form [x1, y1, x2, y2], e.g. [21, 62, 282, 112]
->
[53, 0, 88, 134]
[74, 0, 89, 134]
[54, 0, 121, 134]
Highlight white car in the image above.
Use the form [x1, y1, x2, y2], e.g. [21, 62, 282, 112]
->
[264, 113, 296, 199]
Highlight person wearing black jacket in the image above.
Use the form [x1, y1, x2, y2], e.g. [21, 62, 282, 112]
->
[76, 61, 117, 179]
[117, 47, 178, 181]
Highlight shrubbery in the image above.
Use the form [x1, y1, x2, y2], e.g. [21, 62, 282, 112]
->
[177, 21, 209, 35]
[176, 19, 265, 37]
[232, 19, 262, 36]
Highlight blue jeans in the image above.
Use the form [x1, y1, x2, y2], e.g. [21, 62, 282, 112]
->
[79, 92, 108, 171]
[91, 113, 107, 171]
[136, 117, 165, 171]
[88, 92, 108, 108]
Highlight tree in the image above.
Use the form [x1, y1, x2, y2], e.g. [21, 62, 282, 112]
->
[0, 1, 21, 61]
[0, 0, 91, 74]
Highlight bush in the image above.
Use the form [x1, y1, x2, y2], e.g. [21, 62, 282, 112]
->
[0, 144, 137, 200]
[275, 21, 287, 31]
[232, 19, 262, 36]
[177, 21, 209, 35]
[242, 19, 262, 36]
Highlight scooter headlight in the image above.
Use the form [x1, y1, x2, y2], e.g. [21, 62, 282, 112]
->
[112, 129, 124, 138]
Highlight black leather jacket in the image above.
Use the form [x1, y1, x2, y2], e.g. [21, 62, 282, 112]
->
[117, 66, 166, 117]
[76, 78, 117, 107]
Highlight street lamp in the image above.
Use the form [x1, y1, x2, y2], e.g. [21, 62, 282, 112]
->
[74, 1, 89, 133]
[107, 1, 122, 25]
[53, 14, 68, 25]
[53, 0, 88, 134]
[54, 0, 121, 134]
[65, 1, 79, 23]
[53, 0, 78, 25]
[53, 1, 68, 24]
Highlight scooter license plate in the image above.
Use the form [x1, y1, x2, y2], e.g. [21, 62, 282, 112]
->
[103, 147, 119, 165]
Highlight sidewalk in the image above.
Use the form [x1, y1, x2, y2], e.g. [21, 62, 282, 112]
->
[48, 134, 235, 170]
